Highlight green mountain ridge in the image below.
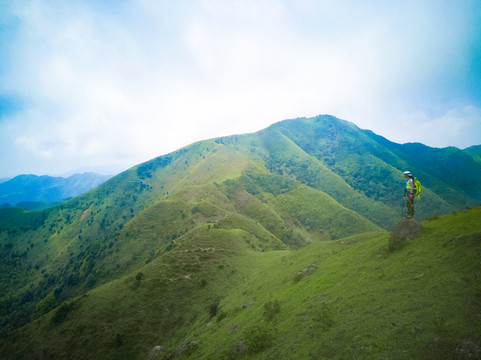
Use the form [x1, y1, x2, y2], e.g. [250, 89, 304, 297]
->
[0, 115, 480, 359]
[464, 145, 481, 166]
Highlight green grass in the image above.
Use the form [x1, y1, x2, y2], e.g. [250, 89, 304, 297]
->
[182, 207, 481, 359]
[2, 207, 480, 359]
[273, 185, 380, 240]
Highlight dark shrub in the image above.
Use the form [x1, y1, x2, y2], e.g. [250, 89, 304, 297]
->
[209, 300, 219, 318]
[51, 301, 75, 324]
[263, 300, 281, 322]
[114, 333, 123, 347]
[244, 325, 274, 354]
[135, 272, 144, 281]
[85, 273, 96, 288]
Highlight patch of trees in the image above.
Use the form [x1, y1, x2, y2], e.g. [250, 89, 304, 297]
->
[214, 136, 239, 145]
[51, 300, 75, 324]
[0, 207, 47, 233]
[239, 171, 296, 197]
[0, 223, 121, 335]
[137, 155, 172, 179]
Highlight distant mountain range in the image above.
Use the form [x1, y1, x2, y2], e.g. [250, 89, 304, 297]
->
[0, 115, 480, 359]
[0, 173, 113, 209]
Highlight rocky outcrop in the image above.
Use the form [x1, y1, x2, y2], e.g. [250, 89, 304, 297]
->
[389, 217, 423, 251]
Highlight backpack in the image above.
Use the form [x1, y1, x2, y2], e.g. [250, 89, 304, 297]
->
[413, 177, 422, 199]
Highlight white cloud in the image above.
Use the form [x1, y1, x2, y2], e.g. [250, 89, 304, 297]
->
[380, 106, 481, 148]
[0, 0, 480, 176]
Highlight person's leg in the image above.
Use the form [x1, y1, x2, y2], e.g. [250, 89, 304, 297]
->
[406, 197, 414, 217]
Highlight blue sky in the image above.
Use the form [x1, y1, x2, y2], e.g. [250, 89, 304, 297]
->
[1, 0, 480, 177]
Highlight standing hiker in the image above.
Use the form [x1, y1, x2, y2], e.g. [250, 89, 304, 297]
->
[403, 171, 416, 218]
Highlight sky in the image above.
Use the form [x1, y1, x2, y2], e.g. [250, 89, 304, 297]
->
[1, 0, 480, 178]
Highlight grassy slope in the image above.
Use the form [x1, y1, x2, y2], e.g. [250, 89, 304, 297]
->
[0, 136, 380, 334]
[2, 207, 480, 360]
[187, 207, 481, 360]
[253, 127, 400, 230]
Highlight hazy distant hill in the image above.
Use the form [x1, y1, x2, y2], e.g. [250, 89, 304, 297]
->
[0, 115, 480, 359]
[0, 173, 113, 207]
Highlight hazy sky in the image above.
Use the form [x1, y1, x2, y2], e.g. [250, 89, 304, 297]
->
[1, 0, 480, 177]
